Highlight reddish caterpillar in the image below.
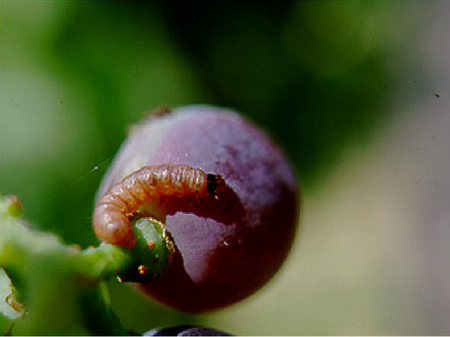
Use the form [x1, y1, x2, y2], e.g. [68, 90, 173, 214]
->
[93, 164, 225, 248]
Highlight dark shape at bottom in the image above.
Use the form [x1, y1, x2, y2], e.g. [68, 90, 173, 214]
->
[143, 325, 232, 336]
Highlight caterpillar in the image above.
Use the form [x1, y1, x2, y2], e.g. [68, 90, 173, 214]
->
[93, 164, 225, 248]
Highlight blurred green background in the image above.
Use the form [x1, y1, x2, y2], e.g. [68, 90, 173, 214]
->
[3, 0, 449, 335]
[0, 0, 401, 247]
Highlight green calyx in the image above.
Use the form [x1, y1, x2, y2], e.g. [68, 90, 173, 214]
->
[117, 217, 175, 283]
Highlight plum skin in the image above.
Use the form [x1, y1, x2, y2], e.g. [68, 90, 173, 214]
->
[96, 105, 300, 312]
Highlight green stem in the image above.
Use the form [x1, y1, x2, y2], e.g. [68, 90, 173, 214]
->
[0, 194, 173, 335]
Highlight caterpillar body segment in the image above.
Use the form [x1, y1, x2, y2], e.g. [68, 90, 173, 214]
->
[93, 165, 224, 248]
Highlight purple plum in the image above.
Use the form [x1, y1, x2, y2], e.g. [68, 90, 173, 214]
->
[96, 105, 300, 312]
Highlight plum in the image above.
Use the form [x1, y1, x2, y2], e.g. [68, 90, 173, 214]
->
[95, 105, 300, 312]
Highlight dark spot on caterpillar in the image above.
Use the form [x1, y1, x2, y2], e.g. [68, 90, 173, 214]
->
[206, 174, 225, 198]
